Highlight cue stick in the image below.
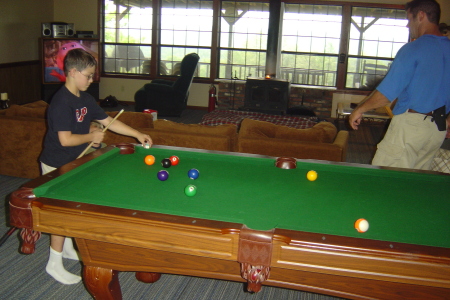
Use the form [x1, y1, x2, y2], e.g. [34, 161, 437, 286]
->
[0, 227, 17, 248]
[77, 109, 124, 159]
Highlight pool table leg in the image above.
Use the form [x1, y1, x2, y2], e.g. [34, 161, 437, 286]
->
[84, 266, 122, 300]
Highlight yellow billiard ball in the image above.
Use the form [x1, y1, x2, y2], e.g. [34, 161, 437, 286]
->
[306, 170, 318, 181]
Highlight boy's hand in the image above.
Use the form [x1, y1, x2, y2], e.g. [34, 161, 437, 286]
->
[91, 130, 105, 145]
[137, 132, 153, 148]
[90, 127, 102, 147]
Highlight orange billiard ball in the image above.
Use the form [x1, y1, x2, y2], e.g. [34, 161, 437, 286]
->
[144, 155, 155, 165]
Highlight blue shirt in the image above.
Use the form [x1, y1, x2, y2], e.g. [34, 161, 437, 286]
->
[377, 35, 450, 115]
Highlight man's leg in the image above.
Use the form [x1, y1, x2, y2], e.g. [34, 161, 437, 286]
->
[372, 113, 445, 170]
[414, 117, 446, 170]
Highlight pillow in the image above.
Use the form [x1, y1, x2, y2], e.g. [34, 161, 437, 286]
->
[239, 119, 337, 143]
[153, 119, 238, 149]
[4, 104, 48, 119]
[106, 111, 153, 128]
[238, 119, 277, 139]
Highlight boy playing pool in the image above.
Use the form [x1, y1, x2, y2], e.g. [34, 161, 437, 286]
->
[40, 48, 152, 284]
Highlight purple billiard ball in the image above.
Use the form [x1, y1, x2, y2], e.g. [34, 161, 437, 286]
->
[157, 170, 169, 181]
[188, 168, 199, 180]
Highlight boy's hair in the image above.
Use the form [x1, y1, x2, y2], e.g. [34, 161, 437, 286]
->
[63, 48, 97, 75]
[405, 0, 440, 25]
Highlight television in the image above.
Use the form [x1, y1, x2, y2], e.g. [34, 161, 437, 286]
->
[41, 38, 100, 84]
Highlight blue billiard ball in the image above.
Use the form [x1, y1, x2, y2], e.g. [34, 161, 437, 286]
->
[157, 170, 169, 181]
[188, 168, 199, 180]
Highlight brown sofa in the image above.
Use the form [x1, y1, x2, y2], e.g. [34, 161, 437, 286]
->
[0, 101, 348, 179]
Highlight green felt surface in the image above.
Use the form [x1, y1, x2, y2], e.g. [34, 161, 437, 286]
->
[34, 146, 450, 248]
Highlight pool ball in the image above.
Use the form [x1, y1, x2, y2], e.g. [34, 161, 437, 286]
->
[306, 170, 318, 181]
[144, 155, 155, 165]
[169, 155, 179, 166]
[355, 218, 369, 233]
[161, 158, 172, 168]
[157, 170, 169, 181]
[185, 184, 197, 196]
[144, 143, 150, 149]
[188, 168, 199, 179]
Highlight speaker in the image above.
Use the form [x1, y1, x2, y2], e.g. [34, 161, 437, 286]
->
[42, 23, 52, 37]
[66, 23, 75, 37]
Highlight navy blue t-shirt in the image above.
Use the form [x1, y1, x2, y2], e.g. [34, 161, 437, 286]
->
[40, 86, 108, 168]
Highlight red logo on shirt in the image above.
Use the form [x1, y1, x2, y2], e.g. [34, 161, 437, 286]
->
[76, 107, 87, 122]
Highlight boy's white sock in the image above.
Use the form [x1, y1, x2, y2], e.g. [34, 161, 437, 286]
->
[62, 237, 80, 261]
[46, 247, 81, 285]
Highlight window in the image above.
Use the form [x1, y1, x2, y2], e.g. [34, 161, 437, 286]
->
[160, 0, 213, 77]
[219, 1, 269, 79]
[101, 0, 409, 89]
[281, 4, 342, 86]
[103, 0, 152, 74]
[346, 7, 409, 89]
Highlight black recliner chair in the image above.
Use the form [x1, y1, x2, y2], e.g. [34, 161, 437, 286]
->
[134, 53, 200, 116]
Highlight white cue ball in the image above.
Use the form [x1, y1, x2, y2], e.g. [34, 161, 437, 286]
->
[355, 218, 369, 233]
[144, 143, 150, 149]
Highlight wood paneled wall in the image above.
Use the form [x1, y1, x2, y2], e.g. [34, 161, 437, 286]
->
[0, 61, 42, 105]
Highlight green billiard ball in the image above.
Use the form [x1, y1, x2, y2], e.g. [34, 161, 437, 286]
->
[184, 184, 197, 197]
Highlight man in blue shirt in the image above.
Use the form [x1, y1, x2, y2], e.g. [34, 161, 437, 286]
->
[349, 0, 450, 170]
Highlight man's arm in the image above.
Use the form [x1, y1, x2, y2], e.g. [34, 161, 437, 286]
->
[348, 90, 391, 130]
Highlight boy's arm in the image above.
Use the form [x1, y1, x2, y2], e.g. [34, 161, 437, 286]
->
[58, 130, 105, 147]
[97, 116, 153, 146]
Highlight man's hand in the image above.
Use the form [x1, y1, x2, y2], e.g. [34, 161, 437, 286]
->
[349, 109, 363, 130]
[347, 90, 391, 130]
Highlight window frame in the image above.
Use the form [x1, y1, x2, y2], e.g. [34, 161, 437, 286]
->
[100, 0, 406, 90]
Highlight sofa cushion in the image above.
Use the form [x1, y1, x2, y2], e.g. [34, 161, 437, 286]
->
[4, 104, 48, 119]
[106, 111, 154, 128]
[22, 100, 49, 108]
[153, 119, 238, 150]
[239, 118, 337, 143]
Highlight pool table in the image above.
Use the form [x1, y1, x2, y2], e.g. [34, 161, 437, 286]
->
[10, 144, 450, 300]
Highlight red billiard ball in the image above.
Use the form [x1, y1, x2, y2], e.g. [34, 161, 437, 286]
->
[169, 155, 179, 166]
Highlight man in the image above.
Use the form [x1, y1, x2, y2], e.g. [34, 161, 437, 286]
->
[349, 0, 450, 170]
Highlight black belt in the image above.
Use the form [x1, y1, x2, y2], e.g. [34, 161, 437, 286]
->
[407, 109, 433, 116]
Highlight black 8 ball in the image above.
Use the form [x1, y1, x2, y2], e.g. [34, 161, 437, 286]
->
[161, 158, 172, 168]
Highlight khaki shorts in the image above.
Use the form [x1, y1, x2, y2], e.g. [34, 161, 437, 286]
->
[372, 112, 447, 170]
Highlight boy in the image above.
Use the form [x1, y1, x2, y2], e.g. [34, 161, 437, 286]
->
[39, 48, 152, 284]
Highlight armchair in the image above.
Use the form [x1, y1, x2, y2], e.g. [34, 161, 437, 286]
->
[134, 53, 200, 116]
